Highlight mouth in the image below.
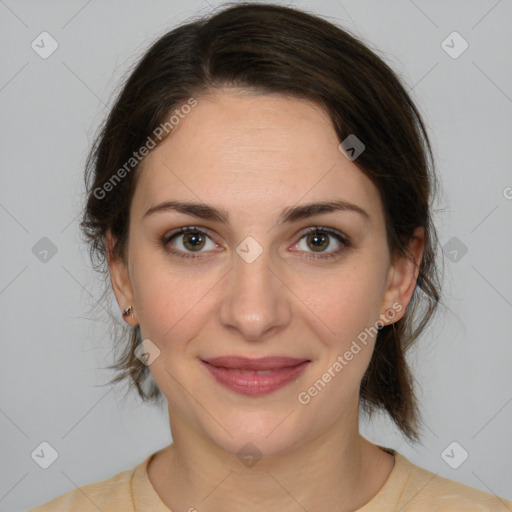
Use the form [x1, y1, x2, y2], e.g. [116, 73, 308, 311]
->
[200, 356, 311, 396]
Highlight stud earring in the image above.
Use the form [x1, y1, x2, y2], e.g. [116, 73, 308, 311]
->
[122, 306, 133, 318]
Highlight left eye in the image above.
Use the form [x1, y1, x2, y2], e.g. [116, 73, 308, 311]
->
[291, 228, 348, 258]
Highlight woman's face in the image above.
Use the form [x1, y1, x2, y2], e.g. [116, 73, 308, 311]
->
[109, 89, 421, 457]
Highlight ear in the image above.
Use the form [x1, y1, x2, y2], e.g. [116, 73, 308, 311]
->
[106, 231, 138, 325]
[380, 226, 425, 325]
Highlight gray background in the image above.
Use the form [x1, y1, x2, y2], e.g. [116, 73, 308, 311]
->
[1, 0, 511, 510]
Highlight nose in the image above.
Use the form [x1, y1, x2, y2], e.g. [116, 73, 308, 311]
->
[218, 245, 292, 341]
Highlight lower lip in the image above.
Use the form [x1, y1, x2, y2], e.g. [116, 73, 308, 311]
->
[201, 360, 310, 396]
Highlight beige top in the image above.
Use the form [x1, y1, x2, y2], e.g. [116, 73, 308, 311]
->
[28, 448, 511, 511]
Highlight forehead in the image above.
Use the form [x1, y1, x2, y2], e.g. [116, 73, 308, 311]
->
[133, 89, 383, 224]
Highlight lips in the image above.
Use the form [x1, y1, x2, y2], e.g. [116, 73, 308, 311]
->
[201, 356, 311, 396]
[203, 356, 309, 371]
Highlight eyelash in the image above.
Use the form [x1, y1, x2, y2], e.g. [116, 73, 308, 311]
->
[161, 226, 350, 261]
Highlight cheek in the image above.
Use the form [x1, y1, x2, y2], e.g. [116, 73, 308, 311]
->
[292, 260, 387, 346]
[292, 267, 386, 416]
[130, 252, 219, 349]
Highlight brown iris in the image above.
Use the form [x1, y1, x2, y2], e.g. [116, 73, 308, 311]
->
[182, 230, 206, 251]
[306, 231, 329, 252]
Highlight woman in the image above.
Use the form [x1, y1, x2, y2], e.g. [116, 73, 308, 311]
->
[29, 3, 511, 510]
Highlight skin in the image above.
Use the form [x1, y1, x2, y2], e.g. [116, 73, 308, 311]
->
[107, 88, 424, 511]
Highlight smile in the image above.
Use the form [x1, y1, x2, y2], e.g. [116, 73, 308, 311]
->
[201, 356, 311, 396]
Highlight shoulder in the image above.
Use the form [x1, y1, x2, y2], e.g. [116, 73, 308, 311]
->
[391, 451, 512, 511]
[26, 457, 147, 512]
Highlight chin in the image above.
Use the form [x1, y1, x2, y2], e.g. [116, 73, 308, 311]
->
[202, 409, 309, 461]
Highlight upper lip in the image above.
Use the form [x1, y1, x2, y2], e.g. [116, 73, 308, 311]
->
[202, 356, 310, 371]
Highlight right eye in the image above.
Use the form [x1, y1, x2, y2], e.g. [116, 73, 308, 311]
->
[161, 226, 222, 259]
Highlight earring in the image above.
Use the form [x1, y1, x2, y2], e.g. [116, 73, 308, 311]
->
[122, 306, 133, 318]
[377, 307, 397, 330]
[386, 307, 397, 321]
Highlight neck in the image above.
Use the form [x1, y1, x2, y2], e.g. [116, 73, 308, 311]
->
[148, 408, 395, 512]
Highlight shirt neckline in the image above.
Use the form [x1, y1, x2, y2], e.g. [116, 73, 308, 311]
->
[130, 451, 173, 511]
[130, 446, 408, 512]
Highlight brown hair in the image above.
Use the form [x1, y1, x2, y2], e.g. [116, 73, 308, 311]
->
[81, 2, 441, 442]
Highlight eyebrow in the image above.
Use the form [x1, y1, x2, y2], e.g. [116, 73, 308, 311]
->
[143, 199, 370, 224]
